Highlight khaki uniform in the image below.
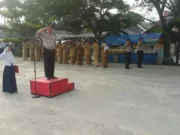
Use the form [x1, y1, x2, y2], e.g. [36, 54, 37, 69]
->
[76, 44, 84, 65]
[56, 43, 63, 63]
[101, 46, 109, 68]
[35, 43, 41, 61]
[22, 43, 28, 61]
[62, 44, 69, 64]
[69, 45, 76, 64]
[84, 43, 91, 65]
[137, 41, 145, 67]
[93, 43, 100, 66]
[29, 42, 35, 61]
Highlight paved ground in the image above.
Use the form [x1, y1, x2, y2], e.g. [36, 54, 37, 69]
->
[0, 57, 180, 135]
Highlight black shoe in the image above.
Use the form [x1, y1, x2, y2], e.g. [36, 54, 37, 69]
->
[138, 66, 143, 68]
[52, 76, 57, 79]
[126, 67, 130, 69]
[46, 78, 51, 80]
[104, 66, 108, 68]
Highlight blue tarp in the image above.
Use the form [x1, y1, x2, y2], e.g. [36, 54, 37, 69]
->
[104, 33, 162, 45]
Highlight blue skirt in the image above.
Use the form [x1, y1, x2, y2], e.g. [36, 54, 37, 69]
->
[3, 66, 17, 93]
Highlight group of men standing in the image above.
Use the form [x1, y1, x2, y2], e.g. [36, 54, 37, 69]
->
[56, 40, 109, 68]
[21, 40, 43, 61]
[21, 39, 110, 68]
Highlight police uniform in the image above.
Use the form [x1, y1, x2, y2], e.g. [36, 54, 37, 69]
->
[0, 46, 17, 94]
[101, 43, 109, 68]
[124, 41, 132, 69]
[93, 42, 100, 67]
[69, 44, 76, 64]
[137, 41, 145, 68]
[84, 42, 91, 65]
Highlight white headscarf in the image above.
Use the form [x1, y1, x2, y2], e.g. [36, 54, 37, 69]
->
[102, 43, 109, 52]
[3, 47, 9, 52]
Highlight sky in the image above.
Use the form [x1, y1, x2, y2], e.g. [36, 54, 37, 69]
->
[124, 0, 159, 21]
[0, 0, 159, 24]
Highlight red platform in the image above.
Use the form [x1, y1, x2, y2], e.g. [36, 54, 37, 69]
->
[30, 77, 74, 97]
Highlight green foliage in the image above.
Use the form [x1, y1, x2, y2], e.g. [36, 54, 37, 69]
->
[173, 18, 180, 31]
[3, 37, 25, 45]
[0, 0, 143, 40]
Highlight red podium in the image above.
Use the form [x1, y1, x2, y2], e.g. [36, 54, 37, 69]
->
[30, 77, 74, 97]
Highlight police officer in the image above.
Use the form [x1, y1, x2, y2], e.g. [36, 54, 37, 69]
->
[124, 39, 132, 69]
[36, 23, 57, 80]
[137, 37, 145, 68]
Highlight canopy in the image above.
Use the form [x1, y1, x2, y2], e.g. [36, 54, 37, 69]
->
[104, 33, 162, 45]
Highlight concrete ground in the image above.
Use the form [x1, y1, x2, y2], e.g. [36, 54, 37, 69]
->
[0, 57, 180, 135]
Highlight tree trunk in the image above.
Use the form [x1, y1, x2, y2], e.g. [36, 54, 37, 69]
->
[158, 12, 171, 64]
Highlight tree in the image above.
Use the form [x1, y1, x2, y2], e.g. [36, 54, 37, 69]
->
[0, 0, 142, 41]
[0, 0, 51, 38]
[58, 0, 143, 40]
[136, 0, 180, 64]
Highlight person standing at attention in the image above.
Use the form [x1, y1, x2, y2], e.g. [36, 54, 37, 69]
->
[124, 39, 132, 69]
[69, 43, 76, 65]
[56, 40, 63, 64]
[76, 42, 84, 65]
[36, 23, 57, 80]
[84, 41, 91, 66]
[0, 44, 17, 94]
[101, 41, 109, 68]
[93, 40, 100, 67]
[137, 37, 145, 68]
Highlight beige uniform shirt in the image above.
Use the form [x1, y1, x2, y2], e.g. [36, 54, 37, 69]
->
[39, 32, 56, 50]
[84, 44, 91, 55]
[93, 43, 99, 57]
[137, 42, 145, 51]
[124, 45, 132, 52]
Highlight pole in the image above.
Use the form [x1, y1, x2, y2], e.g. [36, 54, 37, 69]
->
[32, 37, 40, 98]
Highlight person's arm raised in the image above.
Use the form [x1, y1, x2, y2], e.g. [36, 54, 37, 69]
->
[36, 27, 48, 37]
